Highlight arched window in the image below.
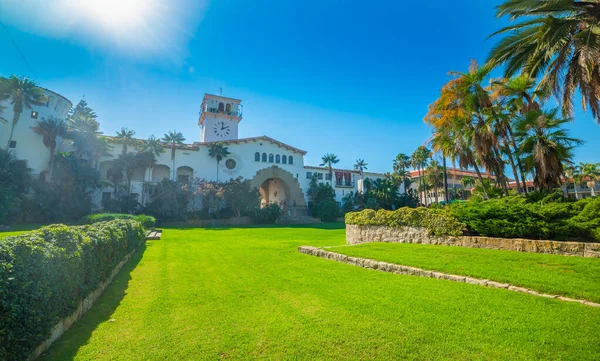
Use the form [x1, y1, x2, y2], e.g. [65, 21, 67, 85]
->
[255, 152, 260, 161]
[226, 103, 231, 114]
[269, 154, 274, 162]
[289, 156, 294, 165]
[218, 102, 224, 113]
[275, 155, 281, 163]
[262, 153, 267, 162]
[282, 155, 287, 164]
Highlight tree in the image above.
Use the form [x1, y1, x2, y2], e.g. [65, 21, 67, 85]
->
[307, 178, 338, 221]
[0, 75, 47, 148]
[162, 130, 186, 180]
[564, 164, 582, 199]
[223, 177, 261, 217]
[580, 162, 600, 197]
[514, 109, 584, 191]
[320, 153, 339, 186]
[393, 153, 412, 194]
[115, 127, 136, 155]
[354, 159, 368, 180]
[0, 149, 31, 223]
[411, 146, 431, 205]
[425, 159, 444, 204]
[208, 142, 230, 182]
[141, 134, 165, 183]
[488, 0, 600, 123]
[32, 116, 67, 181]
[66, 99, 108, 164]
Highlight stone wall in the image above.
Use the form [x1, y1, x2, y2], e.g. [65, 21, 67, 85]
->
[346, 225, 600, 258]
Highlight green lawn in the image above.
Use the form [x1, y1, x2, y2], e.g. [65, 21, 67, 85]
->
[0, 224, 45, 239]
[43, 224, 600, 360]
[330, 242, 600, 303]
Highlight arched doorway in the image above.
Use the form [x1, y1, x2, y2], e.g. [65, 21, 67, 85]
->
[251, 166, 307, 216]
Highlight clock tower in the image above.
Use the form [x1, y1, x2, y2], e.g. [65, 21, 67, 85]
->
[198, 93, 243, 142]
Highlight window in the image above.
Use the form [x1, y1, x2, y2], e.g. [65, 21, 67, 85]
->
[8, 140, 16, 149]
[226, 103, 231, 114]
[31, 111, 38, 119]
[288, 156, 293, 165]
[225, 159, 237, 170]
[255, 152, 260, 161]
[178, 175, 190, 183]
[269, 153, 274, 162]
[282, 155, 287, 164]
[262, 153, 267, 162]
[581, 183, 589, 189]
[306, 172, 312, 179]
[317, 173, 323, 180]
[325, 173, 332, 180]
[275, 155, 281, 163]
[218, 102, 224, 113]
[567, 183, 575, 190]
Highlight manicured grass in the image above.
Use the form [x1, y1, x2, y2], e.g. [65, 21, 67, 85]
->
[0, 224, 45, 239]
[43, 225, 600, 360]
[331, 242, 600, 303]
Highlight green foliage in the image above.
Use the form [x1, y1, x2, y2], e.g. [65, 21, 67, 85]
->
[222, 177, 261, 218]
[82, 213, 156, 228]
[0, 149, 31, 224]
[451, 193, 600, 241]
[144, 179, 193, 221]
[308, 177, 339, 222]
[251, 204, 283, 224]
[345, 207, 465, 237]
[0, 219, 145, 360]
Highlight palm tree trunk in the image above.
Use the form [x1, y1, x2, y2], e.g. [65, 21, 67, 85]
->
[47, 147, 56, 182]
[507, 128, 528, 194]
[6, 112, 21, 149]
[473, 163, 489, 199]
[417, 166, 423, 205]
[442, 156, 449, 204]
[503, 138, 521, 193]
[216, 161, 220, 182]
[171, 145, 176, 181]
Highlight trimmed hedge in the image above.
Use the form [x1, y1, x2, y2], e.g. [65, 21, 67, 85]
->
[345, 208, 465, 237]
[83, 213, 156, 228]
[451, 195, 600, 241]
[0, 219, 145, 360]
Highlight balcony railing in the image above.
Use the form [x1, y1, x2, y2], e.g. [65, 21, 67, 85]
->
[335, 181, 354, 188]
[203, 106, 242, 118]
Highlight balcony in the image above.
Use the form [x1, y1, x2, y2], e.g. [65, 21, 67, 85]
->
[335, 181, 355, 188]
[202, 106, 242, 118]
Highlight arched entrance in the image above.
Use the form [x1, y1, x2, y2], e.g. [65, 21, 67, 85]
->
[251, 166, 307, 216]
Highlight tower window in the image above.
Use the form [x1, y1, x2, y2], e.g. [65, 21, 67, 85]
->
[269, 154, 274, 162]
[289, 156, 293, 165]
[282, 155, 287, 164]
[226, 103, 232, 114]
[218, 102, 224, 113]
[255, 152, 260, 161]
[262, 153, 267, 162]
[275, 155, 280, 163]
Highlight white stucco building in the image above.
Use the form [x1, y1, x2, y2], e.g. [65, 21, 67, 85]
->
[2, 91, 385, 216]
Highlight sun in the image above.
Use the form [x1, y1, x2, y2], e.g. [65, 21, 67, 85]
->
[73, 0, 155, 31]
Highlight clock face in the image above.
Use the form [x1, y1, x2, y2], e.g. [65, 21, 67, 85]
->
[213, 120, 231, 138]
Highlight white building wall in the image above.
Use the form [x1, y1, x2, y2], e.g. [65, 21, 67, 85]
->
[0, 89, 72, 175]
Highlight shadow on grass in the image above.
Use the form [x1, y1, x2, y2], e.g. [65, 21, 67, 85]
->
[40, 242, 148, 360]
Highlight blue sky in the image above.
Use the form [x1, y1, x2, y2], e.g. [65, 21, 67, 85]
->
[1, 0, 598, 173]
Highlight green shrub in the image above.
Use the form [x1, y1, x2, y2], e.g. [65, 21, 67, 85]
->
[0, 219, 145, 360]
[312, 198, 339, 222]
[450, 195, 600, 241]
[345, 207, 465, 237]
[252, 204, 283, 224]
[82, 213, 156, 228]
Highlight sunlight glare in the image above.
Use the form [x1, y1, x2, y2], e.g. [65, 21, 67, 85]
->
[73, 0, 154, 31]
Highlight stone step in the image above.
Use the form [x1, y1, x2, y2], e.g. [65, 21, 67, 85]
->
[146, 229, 162, 240]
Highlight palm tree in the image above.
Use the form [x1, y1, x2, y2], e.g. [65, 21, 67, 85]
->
[208, 142, 230, 182]
[411, 146, 431, 205]
[320, 153, 339, 186]
[354, 159, 368, 182]
[564, 164, 582, 199]
[425, 159, 444, 204]
[141, 135, 165, 180]
[32, 116, 67, 181]
[487, 0, 600, 123]
[393, 153, 412, 194]
[580, 162, 600, 197]
[0, 75, 48, 149]
[115, 127, 136, 155]
[162, 130, 186, 180]
[514, 108, 584, 191]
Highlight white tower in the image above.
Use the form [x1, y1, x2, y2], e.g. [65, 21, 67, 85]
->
[198, 94, 243, 142]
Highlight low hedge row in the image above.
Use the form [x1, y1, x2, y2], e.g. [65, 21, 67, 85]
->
[345, 208, 465, 237]
[451, 195, 600, 241]
[82, 213, 156, 228]
[0, 219, 145, 360]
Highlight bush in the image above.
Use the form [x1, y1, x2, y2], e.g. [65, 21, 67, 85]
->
[312, 199, 339, 222]
[0, 219, 145, 360]
[252, 204, 283, 224]
[345, 207, 465, 237]
[450, 194, 600, 241]
[82, 213, 156, 228]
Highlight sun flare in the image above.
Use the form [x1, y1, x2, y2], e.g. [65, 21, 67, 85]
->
[73, 0, 154, 30]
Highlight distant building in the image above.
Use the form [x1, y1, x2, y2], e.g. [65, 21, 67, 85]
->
[408, 168, 495, 204]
